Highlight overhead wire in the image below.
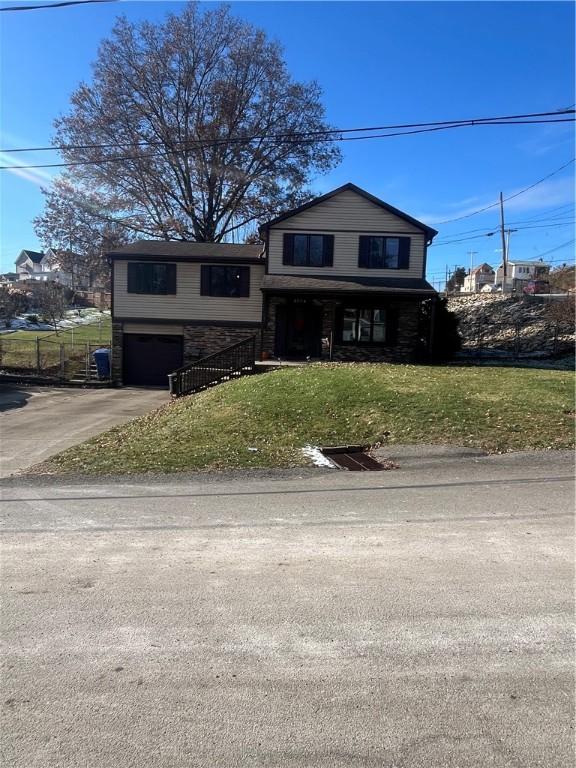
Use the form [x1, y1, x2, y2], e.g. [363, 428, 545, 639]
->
[433, 159, 575, 224]
[0, 0, 117, 11]
[1, 109, 574, 155]
[0, 116, 574, 171]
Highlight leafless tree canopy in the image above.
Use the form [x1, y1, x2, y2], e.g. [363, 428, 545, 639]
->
[31, 282, 68, 334]
[35, 2, 341, 252]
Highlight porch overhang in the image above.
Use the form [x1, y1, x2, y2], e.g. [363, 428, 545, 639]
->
[261, 274, 437, 297]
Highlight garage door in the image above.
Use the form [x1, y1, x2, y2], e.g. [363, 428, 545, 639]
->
[123, 334, 184, 387]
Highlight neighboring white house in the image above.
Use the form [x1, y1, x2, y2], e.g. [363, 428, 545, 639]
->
[14, 248, 89, 288]
[463, 263, 495, 293]
[0, 272, 19, 286]
[495, 259, 550, 292]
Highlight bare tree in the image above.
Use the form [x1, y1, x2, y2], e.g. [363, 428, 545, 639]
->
[36, 2, 341, 246]
[32, 283, 68, 335]
[34, 177, 134, 290]
[0, 287, 29, 328]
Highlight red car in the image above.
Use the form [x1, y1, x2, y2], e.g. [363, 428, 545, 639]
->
[523, 280, 550, 295]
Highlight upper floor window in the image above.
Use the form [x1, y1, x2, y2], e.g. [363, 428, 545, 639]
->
[283, 234, 334, 267]
[200, 265, 250, 297]
[358, 236, 410, 269]
[127, 262, 176, 294]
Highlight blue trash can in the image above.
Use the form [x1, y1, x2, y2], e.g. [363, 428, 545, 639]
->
[93, 348, 111, 379]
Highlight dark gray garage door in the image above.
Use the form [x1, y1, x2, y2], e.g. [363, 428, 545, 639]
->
[123, 334, 184, 387]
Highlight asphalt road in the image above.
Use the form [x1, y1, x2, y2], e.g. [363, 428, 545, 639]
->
[0, 385, 168, 477]
[1, 451, 574, 767]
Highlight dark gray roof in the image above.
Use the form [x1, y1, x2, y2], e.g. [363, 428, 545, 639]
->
[259, 183, 438, 241]
[108, 240, 264, 261]
[19, 250, 44, 264]
[261, 274, 437, 295]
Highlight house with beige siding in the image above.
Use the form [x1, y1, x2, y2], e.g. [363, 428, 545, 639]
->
[109, 183, 438, 386]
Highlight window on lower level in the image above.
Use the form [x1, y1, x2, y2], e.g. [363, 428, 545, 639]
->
[127, 262, 176, 294]
[200, 265, 250, 297]
[340, 307, 395, 345]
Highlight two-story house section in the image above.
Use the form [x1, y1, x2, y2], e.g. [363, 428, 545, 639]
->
[109, 241, 265, 385]
[109, 184, 439, 386]
[259, 183, 438, 361]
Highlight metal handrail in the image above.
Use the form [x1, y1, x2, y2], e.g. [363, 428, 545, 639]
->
[169, 335, 257, 397]
[169, 335, 254, 375]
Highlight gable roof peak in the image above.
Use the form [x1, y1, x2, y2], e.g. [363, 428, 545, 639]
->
[259, 183, 438, 240]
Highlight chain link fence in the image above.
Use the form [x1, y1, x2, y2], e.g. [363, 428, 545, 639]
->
[0, 336, 111, 381]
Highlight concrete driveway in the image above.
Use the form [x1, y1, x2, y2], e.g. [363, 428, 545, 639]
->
[0, 451, 573, 767]
[0, 385, 168, 477]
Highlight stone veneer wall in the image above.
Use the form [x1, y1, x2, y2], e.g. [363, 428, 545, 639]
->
[183, 324, 261, 364]
[111, 321, 261, 385]
[261, 296, 423, 362]
[332, 301, 421, 362]
[111, 321, 123, 384]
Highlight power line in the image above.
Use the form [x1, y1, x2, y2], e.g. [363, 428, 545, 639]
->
[433, 159, 576, 225]
[430, 219, 575, 247]
[1, 118, 574, 171]
[531, 240, 575, 260]
[1, 109, 573, 155]
[0, 0, 117, 11]
[431, 214, 575, 242]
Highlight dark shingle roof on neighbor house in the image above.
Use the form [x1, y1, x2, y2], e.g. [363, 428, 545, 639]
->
[262, 274, 436, 295]
[107, 240, 264, 262]
[17, 250, 45, 264]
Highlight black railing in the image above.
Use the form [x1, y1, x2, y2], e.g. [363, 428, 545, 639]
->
[168, 335, 257, 397]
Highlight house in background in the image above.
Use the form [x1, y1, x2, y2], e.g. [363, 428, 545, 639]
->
[109, 183, 438, 387]
[495, 259, 550, 292]
[0, 272, 19, 286]
[462, 263, 495, 293]
[15, 249, 72, 286]
[15, 248, 92, 288]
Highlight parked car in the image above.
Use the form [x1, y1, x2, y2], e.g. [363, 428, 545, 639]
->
[523, 280, 550, 295]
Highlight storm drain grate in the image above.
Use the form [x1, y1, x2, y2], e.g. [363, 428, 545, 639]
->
[321, 447, 386, 471]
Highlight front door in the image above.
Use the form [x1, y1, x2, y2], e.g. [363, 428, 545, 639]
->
[282, 301, 323, 358]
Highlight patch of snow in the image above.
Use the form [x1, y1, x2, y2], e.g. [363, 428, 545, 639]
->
[302, 445, 337, 469]
[0, 310, 110, 334]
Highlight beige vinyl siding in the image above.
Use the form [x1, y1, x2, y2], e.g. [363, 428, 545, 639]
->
[268, 230, 425, 279]
[114, 261, 264, 322]
[267, 189, 426, 278]
[123, 323, 184, 335]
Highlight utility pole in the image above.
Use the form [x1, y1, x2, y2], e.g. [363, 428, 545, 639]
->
[499, 192, 507, 291]
[505, 228, 518, 263]
[466, 251, 478, 293]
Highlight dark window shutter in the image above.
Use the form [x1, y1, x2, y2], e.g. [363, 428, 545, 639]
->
[283, 233, 295, 265]
[386, 307, 399, 346]
[358, 236, 370, 268]
[127, 263, 138, 293]
[323, 235, 334, 267]
[166, 264, 177, 294]
[398, 237, 411, 270]
[239, 267, 250, 297]
[200, 265, 211, 296]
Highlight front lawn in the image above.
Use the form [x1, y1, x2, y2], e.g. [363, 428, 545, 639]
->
[32, 363, 575, 475]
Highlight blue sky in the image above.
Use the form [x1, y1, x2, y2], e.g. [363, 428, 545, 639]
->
[1, 0, 574, 285]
